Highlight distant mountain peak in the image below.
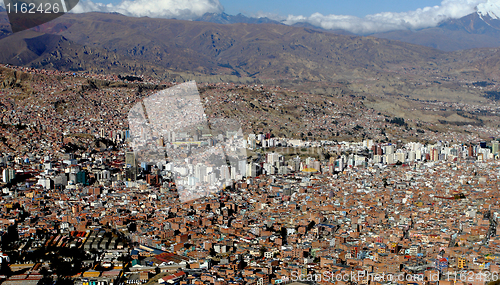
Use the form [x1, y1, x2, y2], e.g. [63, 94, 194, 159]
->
[477, 0, 500, 20]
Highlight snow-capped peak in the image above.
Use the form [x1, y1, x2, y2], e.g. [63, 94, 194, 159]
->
[477, 0, 500, 20]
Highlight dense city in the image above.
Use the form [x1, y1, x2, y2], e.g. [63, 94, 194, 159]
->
[0, 65, 500, 285]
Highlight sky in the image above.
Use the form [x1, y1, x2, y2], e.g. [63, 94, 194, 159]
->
[2, 0, 499, 34]
[219, 0, 444, 18]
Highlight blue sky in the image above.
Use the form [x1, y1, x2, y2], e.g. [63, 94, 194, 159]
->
[219, 0, 443, 18]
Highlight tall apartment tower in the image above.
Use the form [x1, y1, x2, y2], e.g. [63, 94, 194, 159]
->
[492, 140, 499, 155]
[125, 152, 136, 167]
[2, 168, 15, 183]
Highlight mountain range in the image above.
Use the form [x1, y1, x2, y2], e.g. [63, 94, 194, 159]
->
[1, 9, 500, 83]
[192, 9, 500, 51]
[0, 8, 499, 138]
[0, 11, 441, 81]
[371, 12, 500, 51]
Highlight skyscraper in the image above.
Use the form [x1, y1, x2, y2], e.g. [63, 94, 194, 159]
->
[125, 152, 136, 167]
[246, 163, 257, 177]
[2, 168, 15, 183]
[492, 140, 499, 155]
[76, 171, 89, 186]
[238, 160, 247, 176]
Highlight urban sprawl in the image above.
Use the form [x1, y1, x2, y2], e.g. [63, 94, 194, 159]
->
[0, 65, 500, 285]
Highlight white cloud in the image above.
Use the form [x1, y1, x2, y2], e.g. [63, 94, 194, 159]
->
[477, 0, 500, 19]
[71, 0, 223, 20]
[280, 0, 494, 34]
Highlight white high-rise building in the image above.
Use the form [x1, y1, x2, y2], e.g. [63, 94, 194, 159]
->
[386, 154, 395, 164]
[395, 151, 406, 163]
[2, 169, 9, 183]
[246, 163, 257, 177]
[267, 153, 280, 165]
[492, 141, 499, 155]
[2, 169, 15, 183]
[220, 165, 230, 180]
[408, 151, 416, 162]
[263, 163, 275, 175]
[238, 160, 247, 176]
[385, 145, 395, 155]
[278, 166, 288, 175]
[194, 164, 207, 180]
